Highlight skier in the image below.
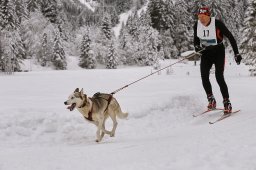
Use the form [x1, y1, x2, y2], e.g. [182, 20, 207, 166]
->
[193, 7, 242, 114]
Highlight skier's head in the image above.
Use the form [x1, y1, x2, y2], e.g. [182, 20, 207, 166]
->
[197, 7, 211, 16]
[197, 7, 211, 26]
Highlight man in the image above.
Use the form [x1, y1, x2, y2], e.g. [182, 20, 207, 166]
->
[194, 7, 242, 114]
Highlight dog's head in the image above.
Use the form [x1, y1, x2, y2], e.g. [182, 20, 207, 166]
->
[64, 88, 87, 111]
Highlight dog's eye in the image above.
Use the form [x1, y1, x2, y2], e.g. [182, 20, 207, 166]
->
[71, 97, 74, 99]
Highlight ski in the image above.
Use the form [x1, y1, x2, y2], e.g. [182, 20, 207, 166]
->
[193, 108, 224, 117]
[209, 110, 241, 124]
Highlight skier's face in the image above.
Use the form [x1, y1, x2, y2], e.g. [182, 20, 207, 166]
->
[198, 14, 210, 26]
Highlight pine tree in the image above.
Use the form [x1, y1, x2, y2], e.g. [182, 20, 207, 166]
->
[13, 0, 28, 24]
[116, 0, 132, 14]
[119, 22, 127, 49]
[106, 42, 118, 69]
[101, 13, 112, 40]
[1, 31, 25, 72]
[240, 0, 256, 75]
[79, 32, 96, 69]
[133, 24, 163, 66]
[118, 22, 134, 64]
[148, 0, 167, 31]
[40, 0, 58, 24]
[126, 10, 139, 39]
[0, 31, 3, 71]
[173, 0, 193, 55]
[39, 33, 49, 67]
[52, 30, 67, 70]
[0, 0, 17, 30]
[139, 10, 152, 27]
[27, 0, 39, 12]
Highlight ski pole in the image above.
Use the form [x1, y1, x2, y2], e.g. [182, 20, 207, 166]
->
[111, 48, 205, 95]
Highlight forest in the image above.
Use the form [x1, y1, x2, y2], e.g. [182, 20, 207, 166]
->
[0, 0, 255, 74]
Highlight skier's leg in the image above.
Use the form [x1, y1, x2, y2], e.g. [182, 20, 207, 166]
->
[214, 47, 232, 113]
[200, 54, 214, 96]
[214, 49, 229, 99]
[201, 54, 216, 109]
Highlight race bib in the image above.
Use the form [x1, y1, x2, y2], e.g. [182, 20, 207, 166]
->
[197, 17, 217, 46]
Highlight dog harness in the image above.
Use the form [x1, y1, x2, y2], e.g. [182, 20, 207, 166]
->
[80, 93, 113, 122]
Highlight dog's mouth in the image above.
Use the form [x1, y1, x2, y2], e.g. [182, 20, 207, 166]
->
[67, 103, 76, 111]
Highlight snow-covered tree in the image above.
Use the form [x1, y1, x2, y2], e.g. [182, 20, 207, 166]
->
[116, 0, 132, 14]
[0, 0, 27, 72]
[14, 0, 28, 24]
[79, 32, 96, 69]
[0, 31, 25, 72]
[40, 0, 58, 24]
[27, 0, 39, 12]
[0, 0, 17, 30]
[147, 0, 167, 31]
[139, 10, 152, 27]
[38, 33, 50, 67]
[106, 42, 118, 69]
[118, 22, 134, 64]
[126, 11, 139, 39]
[20, 11, 55, 60]
[173, 0, 193, 55]
[52, 30, 66, 70]
[101, 13, 112, 40]
[133, 25, 163, 66]
[240, 0, 256, 75]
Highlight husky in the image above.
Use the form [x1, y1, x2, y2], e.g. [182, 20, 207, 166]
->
[64, 88, 128, 142]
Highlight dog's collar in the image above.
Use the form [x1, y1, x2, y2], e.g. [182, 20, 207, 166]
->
[78, 101, 86, 108]
[78, 95, 87, 108]
[81, 98, 93, 122]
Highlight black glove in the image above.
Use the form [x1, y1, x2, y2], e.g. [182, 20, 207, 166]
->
[235, 54, 242, 65]
[195, 45, 203, 52]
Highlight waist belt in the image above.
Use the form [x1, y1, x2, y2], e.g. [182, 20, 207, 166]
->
[202, 42, 223, 49]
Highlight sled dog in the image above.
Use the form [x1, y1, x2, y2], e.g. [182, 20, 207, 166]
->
[64, 88, 128, 142]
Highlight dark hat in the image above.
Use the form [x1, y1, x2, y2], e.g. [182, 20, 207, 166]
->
[197, 7, 211, 16]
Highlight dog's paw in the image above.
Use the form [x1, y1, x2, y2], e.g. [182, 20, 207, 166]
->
[96, 139, 103, 142]
[110, 133, 115, 137]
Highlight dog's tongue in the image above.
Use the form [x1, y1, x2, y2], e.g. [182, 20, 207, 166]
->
[67, 103, 76, 111]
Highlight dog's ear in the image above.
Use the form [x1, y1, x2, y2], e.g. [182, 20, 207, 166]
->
[74, 88, 79, 93]
[80, 88, 84, 95]
[84, 94, 88, 102]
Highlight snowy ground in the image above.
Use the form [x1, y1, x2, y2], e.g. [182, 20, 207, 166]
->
[0, 55, 256, 170]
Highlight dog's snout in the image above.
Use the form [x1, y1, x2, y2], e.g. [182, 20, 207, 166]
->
[64, 101, 67, 105]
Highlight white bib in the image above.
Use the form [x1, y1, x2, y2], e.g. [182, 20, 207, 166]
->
[197, 17, 217, 46]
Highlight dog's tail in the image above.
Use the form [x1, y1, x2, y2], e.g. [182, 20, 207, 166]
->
[117, 111, 128, 119]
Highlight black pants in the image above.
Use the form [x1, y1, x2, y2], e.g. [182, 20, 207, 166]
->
[200, 44, 229, 99]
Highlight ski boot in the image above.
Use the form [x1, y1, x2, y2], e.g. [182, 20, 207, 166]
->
[223, 98, 232, 115]
[207, 94, 216, 110]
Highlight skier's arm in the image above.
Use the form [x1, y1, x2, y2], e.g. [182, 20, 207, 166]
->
[193, 22, 201, 51]
[217, 20, 239, 55]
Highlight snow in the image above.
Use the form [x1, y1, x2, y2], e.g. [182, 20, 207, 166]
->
[78, 0, 95, 12]
[1, 54, 256, 170]
[113, 10, 133, 38]
[113, 2, 148, 37]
